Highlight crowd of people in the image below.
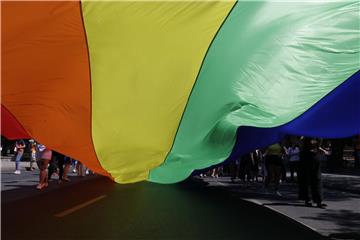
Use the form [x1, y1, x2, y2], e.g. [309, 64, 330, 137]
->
[200, 135, 360, 208]
[2, 135, 360, 200]
[7, 139, 92, 190]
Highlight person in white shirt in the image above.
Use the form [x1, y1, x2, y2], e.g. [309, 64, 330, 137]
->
[286, 143, 300, 182]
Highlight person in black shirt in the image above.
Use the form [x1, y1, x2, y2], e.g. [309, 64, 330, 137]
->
[298, 138, 326, 208]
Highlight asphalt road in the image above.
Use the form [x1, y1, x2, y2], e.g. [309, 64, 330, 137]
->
[1, 176, 327, 240]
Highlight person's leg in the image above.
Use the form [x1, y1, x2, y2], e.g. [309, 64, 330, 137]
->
[239, 165, 245, 182]
[43, 159, 50, 186]
[38, 160, 43, 184]
[230, 162, 236, 181]
[48, 160, 55, 180]
[246, 167, 252, 182]
[63, 164, 71, 178]
[354, 150, 360, 169]
[58, 156, 65, 181]
[40, 162, 47, 185]
[76, 161, 80, 175]
[281, 160, 287, 182]
[36, 160, 41, 173]
[38, 159, 50, 189]
[265, 164, 273, 189]
[254, 170, 259, 182]
[15, 152, 23, 171]
[30, 159, 35, 170]
[72, 160, 77, 173]
[62, 158, 71, 181]
[310, 177, 323, 206]
[82, 164, 87, 177]
[294, 162, 299, 181]
[85, 165, 90, 175]
[264, 157, 270, 183]
[235, 164, 240, 180]
[211, 168, 216, 177]
[30, 154, 33, 169]
[311, 160, 324, 207]
[273, 166, 281, 193]
[218, 166, 223, 177]
[261, 162, 267, 182]
[289, 162, 295, 181]
[301, 174, 311, 206]
[253, 163, 259, 182]
[77, 162, 84, 176]
[216, 167, 220, 177]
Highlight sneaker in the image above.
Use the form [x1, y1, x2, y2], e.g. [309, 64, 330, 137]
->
[275, 191, 282, 197]
[72, 169, 77, 173]
[14, 170, 21, 174]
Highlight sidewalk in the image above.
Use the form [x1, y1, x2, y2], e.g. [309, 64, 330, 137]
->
[322, 173, 360, 195]
[203, 175, 360, 240]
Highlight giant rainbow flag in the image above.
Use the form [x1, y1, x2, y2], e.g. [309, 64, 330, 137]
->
[2, 1, 360, 183]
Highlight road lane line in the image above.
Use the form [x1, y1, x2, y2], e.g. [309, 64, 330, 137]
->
[54, 195, 107, 218]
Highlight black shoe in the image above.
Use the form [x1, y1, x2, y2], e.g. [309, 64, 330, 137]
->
[317, 203, 327, 208]
[305, 201, 312, 207]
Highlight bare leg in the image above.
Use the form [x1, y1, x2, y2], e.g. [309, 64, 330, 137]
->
[63, 163, 71, 181]
[211, 169, 216, 177]
[37, 159, 50, 189]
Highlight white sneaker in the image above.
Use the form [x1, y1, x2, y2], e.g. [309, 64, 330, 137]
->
[14, 170, 21, 174]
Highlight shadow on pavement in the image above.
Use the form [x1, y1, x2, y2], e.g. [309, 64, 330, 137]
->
[2, 177, 327, 240]
[302, 209, 360, 240]
[329, 233, 360, 240]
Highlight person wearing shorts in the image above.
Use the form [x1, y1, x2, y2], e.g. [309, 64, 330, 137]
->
[36, 144, 52, 190]
[264, 143, 283, 196]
